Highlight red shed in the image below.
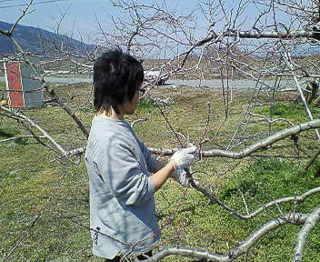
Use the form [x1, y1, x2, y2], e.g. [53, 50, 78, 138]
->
[4, 60, 43, 108]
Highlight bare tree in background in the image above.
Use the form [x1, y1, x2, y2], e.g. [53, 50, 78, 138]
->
[1, 0, 320, 261]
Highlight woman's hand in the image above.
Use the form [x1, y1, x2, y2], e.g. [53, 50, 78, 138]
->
[170, 146, 197, 170]
[150, 146, 197, 191]
[171, 168, 190, 187]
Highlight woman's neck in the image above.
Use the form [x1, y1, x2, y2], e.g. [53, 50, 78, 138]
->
[98, 107, 124, 120]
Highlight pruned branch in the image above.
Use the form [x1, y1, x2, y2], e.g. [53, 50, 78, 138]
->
[148, 119, 320, 158]
[66, 119, 320, 159]
[294, 205, 320, 262]
[145, 213, 306, 261]
[223, 29, 320, 40]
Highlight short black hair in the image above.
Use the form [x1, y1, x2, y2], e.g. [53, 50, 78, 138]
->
[93, 49, 144, 113]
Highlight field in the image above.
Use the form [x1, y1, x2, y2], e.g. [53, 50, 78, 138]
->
[1, 82, 320, 261]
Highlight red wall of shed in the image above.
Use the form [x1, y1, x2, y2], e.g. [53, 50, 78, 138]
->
[5, 62, 24, 108]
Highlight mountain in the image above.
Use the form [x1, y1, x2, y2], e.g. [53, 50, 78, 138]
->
[0, 21, 95, 56]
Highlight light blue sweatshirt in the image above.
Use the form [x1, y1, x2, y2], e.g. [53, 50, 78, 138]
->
[84, 115, 160, 259]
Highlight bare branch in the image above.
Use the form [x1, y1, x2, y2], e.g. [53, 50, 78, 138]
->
[0, 135, 46, 144]
[195, 184, 320, 220]
[294, 206, 320, 262]
[44, 86, 89, 138]
[145, 213, 306, 261]
[147, 119, 320, 158]
[9, 0, 34, 36]
[0, 105, 67, 155]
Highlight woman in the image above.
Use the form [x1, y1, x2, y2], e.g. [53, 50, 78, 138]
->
[85, 49, 196, 261]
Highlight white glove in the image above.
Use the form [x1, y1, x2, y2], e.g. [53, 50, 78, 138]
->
[170, 146, 197, 170]
[171, 168, 191, 187]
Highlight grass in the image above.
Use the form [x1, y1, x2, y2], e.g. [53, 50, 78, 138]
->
[1, 83, 320, 261]
[0, 81, 5, 100]
[255, 101, 320, 123]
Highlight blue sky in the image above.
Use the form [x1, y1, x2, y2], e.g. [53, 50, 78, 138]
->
[0, 0, 201, 43]
[0, 0, 119, 42]
[0, 0, 291, 44]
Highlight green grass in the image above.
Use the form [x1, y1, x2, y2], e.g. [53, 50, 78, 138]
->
[136, 97, 157, 113]
[255, 101, 320, 123]
[1, 84, 320, 261]
[219, 159, 320, 261]
[0, 81, 5, 100]
[157, 157, 320, 262]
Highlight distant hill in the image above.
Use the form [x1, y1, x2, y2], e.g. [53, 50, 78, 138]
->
[0, 21, 95, 56]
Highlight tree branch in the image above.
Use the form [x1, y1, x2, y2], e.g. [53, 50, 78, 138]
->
[145, 213, 306, 261]
[294, 205, 320, 262]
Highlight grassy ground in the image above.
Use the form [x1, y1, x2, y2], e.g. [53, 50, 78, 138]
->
[1, 82, 320, 261]
[0, 81, 5, 100]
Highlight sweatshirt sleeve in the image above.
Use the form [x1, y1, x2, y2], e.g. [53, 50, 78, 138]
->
[99, 139, 156, 206]
[137, 139, 161, 173]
